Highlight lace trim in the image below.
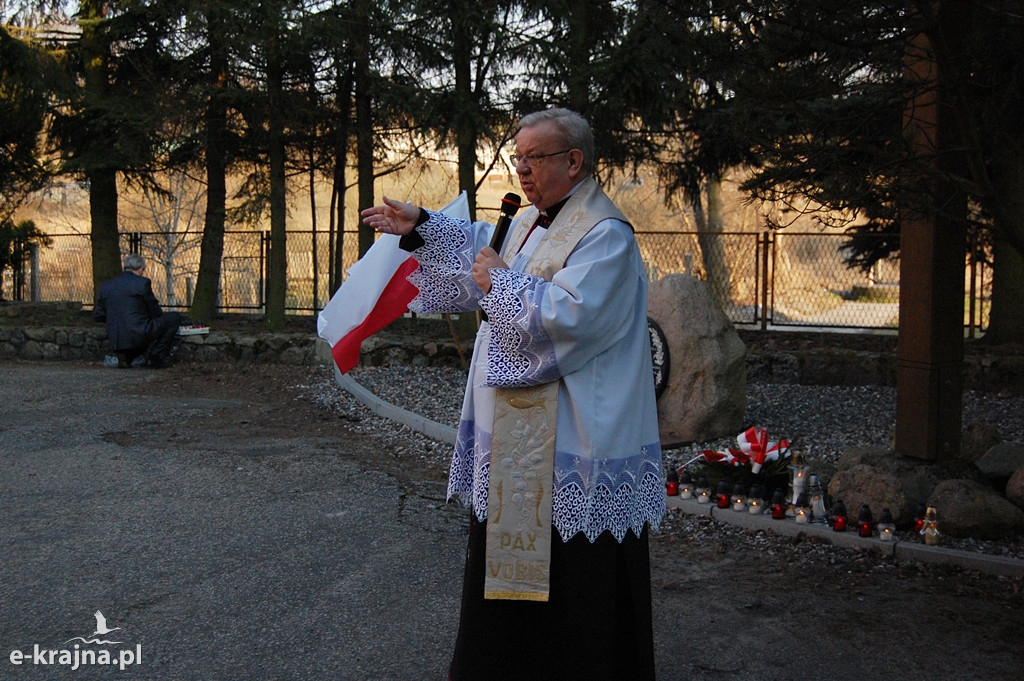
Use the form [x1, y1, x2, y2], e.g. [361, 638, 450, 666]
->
[448, 420, 492, 514]
[482, 269, 560, 387]
[447, 421, 665, 543]
[407, 213, 483, 314]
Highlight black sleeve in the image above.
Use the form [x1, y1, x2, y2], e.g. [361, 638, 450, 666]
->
[398, 208, 430, 252]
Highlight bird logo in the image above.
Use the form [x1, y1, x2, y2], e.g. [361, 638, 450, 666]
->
[64, 611, 123, 645]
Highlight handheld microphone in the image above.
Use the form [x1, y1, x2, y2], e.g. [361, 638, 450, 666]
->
[480, 192, 522, 323]
[488, 192, 522, 256]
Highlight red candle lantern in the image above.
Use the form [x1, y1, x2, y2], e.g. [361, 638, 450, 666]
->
[665, 466, 679, 496]
[716, 481, 732, 509]
[770, 489, 787, 519]
[857, 504, 873, 538]
[831, 499, 848, 532]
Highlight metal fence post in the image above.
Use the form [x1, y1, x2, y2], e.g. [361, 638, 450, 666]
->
[29, 242, 40, 301]
[260, 231, 270, 310]
[759, 231, 771, 331]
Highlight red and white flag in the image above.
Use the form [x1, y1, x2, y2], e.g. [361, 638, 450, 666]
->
[317, 193, 469, 373]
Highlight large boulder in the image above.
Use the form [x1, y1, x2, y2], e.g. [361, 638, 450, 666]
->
[975, 443, 1024, 488]
[928, 478, 1024, 539]
[1004, 464, 1024, 510]
[828, 447, 985, 525]
[647, 274, 746, 443]
[961, 421, 1002, 461]
[828, 448, 925, 524]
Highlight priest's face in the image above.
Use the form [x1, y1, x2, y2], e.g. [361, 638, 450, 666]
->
[514, 120, 585, 211]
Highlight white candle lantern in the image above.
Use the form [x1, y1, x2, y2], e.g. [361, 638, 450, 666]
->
[877, 508, 896, 542]
[731, 483, 746, 511]
[790, 458, 809, 505]
[695, 475, 711, 504]
[679, 470, 693, 499]
[747, 485, 764, 515]
[808, 475, 828, 523]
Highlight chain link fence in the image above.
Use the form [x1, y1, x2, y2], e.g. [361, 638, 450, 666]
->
[6, 228, 990, 333]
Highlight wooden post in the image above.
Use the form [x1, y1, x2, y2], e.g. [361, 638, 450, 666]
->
[895, 3, 968, 461]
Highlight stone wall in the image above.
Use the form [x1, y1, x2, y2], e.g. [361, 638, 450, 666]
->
[0, 323, 325, 366]
[1, 302, 1019, 392]
[0, 303, 470, 367]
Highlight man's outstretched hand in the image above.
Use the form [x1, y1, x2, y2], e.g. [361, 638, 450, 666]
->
[360, 196, 419, 236]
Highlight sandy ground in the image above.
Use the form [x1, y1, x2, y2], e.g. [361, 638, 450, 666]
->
[1, 360, 1022, 681]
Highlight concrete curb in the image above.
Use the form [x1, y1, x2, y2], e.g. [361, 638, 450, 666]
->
[334, 365, 457, 445]
[667, 495, 1024, 578]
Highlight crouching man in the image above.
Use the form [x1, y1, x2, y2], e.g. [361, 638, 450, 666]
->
[94, 254, 181, 368]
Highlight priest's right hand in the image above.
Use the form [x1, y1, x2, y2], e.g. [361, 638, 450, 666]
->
[360, 196, 419, 236]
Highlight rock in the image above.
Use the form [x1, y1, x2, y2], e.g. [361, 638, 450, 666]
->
[830, 447, 986, 525]
[928, 478, 1024, 539]
[648, 274, 746, 443]
[22, 327, 55, 342]
[1007, 465, 1024, 510]
[20, 340, 42, 360]
[277, 346, 308, 365]
[975, 443, 1024, 483]
[961, 422, 1002, 461]
[825, 462, 908, 524]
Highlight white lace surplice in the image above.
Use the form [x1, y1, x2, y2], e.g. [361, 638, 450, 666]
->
[406, 210, 665, 543]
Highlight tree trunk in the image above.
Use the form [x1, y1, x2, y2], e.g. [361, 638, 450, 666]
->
[982, 129, 1024, 342]
[697, 176, 732, 308]
[191, 8, 228, 322]
[452, 1, 477, 219]
[354, 0, 375, 258]
[88, 167, 121, 297]
[329, 60, 353, 295]
[264, 13, 287, 330]
[80, 3, 120, 297]
[984, 237, 1024, 343]
[565, 0, 592, 112]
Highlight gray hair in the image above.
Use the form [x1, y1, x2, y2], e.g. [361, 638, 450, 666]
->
[123, 254, 146, 272]
[519, 108, 594, 176]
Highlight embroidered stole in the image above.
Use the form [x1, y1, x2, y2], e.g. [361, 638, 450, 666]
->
[483, 177, 629, 601]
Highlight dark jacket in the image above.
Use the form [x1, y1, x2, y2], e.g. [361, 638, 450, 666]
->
[93, 271, 164, 351]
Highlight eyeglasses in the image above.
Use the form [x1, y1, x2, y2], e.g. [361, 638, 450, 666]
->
[509, 149, 571, 168]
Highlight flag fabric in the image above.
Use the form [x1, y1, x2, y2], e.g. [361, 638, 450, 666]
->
[699, 427, 790, 472]
[317, 193, 470, 373]
[735, 426, 790, 473]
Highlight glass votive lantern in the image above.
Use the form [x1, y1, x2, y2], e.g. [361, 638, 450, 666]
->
[716, 481, 732, 509]
[877, 508, 896, 542]
[789, 452, 810, 505]
[857, 504, 874, 538]
[794, 492, 811, 524]
[679, 470, 694, 499]
[747, 485, 764, 515]
[731, 483, 747, 511]
[921, 506, 941, 546]
[913, 501, 927, 533]
[808, 475, 828, 523]
[665, 466, 679, 496]
[770, 489, 787, 519]
[831, 499, 848, 532]
[696, 475, 711, 504]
